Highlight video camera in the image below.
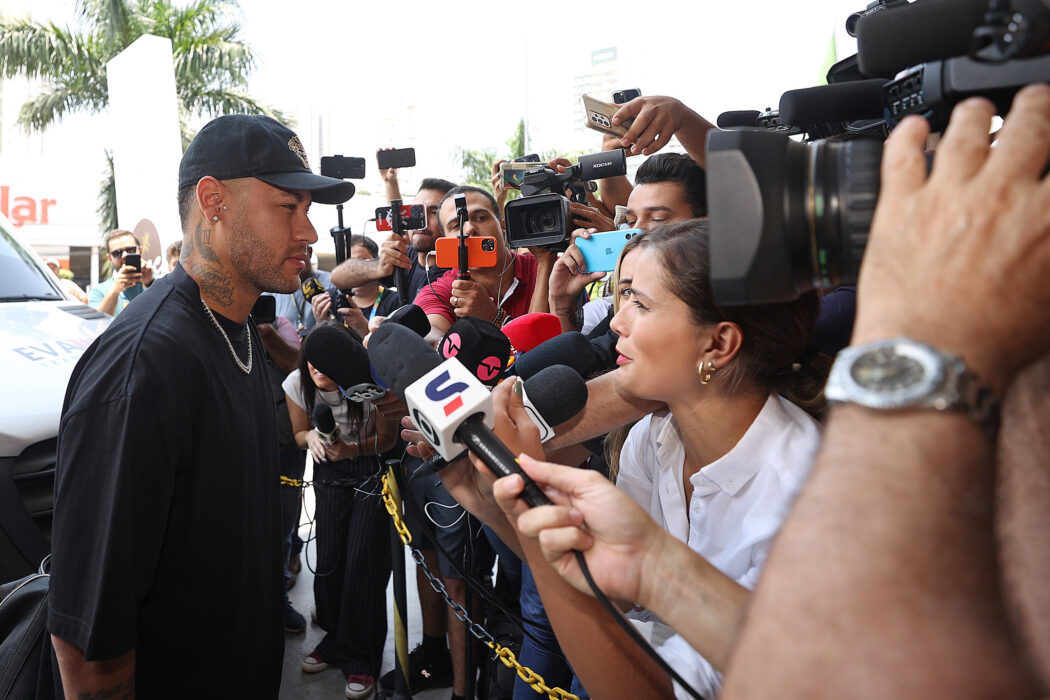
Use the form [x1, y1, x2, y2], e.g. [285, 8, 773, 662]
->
[503, 149, 627, 249]
[707, 0, 1050, 306]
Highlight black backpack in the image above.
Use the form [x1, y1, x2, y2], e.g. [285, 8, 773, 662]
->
[0, 556, 58, 699]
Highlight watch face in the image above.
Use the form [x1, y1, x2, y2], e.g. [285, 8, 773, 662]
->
[830, 338, 947, 410]
[851, 346, 926, 391]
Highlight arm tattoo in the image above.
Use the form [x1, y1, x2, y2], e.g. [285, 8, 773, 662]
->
[76, 674, 134, 699]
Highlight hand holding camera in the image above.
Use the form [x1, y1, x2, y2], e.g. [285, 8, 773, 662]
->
[854, 85, 1050, 395]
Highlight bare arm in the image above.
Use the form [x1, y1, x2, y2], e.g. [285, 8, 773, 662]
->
[527, 249, 556, 315]
[613, 96, 715, 167]
[256, 324, 299, 375]
[52, 635, 135, 700]
[724, 88, 1050, 699]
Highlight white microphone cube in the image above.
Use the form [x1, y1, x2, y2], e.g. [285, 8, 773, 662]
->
[403, 358, 493, 461]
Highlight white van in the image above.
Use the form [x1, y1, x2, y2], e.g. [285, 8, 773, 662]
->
[0, 215, 111, 583]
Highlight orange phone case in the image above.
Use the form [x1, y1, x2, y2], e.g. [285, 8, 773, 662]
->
[435, 237, 498, 269]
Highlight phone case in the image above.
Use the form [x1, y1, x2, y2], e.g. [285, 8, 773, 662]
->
[575, 229, 641, 273]
[435, 237, 498, 269]
[499, 162, 536, 190]
[582, 95, 630, 138]
[377, 148, 416, 170]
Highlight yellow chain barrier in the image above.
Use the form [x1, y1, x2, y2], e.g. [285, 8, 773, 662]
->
[380, 473, 579, 700]
[279, 476, 303, 487]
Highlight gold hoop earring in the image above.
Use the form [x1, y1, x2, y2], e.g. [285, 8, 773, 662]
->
[699, 360, 716, 385]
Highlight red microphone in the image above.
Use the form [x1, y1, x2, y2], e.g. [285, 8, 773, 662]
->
[502, 313, 562, 354]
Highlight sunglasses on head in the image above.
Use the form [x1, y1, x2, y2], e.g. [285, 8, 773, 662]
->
[109, 245, 139, 257]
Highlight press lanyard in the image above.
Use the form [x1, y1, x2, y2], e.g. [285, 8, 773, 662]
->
[368, 286, 385, 322]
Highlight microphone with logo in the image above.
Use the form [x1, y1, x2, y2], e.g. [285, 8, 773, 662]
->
[304, 324, 387, 402]
[369, 323, 587, 507]
[312, 402, 341, 446]
[438, 316, 512, 387]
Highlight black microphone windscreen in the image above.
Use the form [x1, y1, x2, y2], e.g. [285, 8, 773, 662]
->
[368, 322, 442, 401]
[312, 402, 336, 434]
[856, 0, 989, 78]
[778, 79, 886, 127]
[522, 365, 588, 427]
[386, 304, 431, 337]
[510, 331, 597, 380]
[303, 324, 373, 390]
[440, 317, 511, 387]
[717, 110, 761, 128]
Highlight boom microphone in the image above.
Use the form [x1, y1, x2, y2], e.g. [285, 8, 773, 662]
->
[717, 110, 761, 129]
[855, 0, 989, 78]
[369, 324, 577, 506]
[778, 79, 887, 128]
[304, 324, 386, 402]
[439, 316, 511, 387]
[312, 402, 340, 445]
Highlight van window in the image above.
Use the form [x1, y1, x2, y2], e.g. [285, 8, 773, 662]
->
[0, 226, 63, 301]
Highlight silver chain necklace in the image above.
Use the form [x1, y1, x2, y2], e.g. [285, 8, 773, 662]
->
[200, 298, 252, 374]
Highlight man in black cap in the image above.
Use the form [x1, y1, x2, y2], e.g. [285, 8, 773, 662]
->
[48, 114, 353, 699]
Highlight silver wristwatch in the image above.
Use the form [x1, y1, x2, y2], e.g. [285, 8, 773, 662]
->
[826, 337, 999, 431]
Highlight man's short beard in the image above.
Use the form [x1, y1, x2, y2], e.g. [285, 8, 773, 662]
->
[228, 212, 300, 294]
[411, 230, 436, 253]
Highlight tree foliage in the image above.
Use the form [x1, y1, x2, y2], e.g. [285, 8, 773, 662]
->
[0, 0, 280, 232]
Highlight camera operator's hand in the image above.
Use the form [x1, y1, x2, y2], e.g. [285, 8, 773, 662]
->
[549, 229, 606, 332]
[614, 95, 711, 163]
[449, 278, 499, 321]
[378, 232, 412, 275]
[311, 291, 333, 322]
[113, 264, 143, 292]
[491, 159, 508, 211]
[569, 201, 615, 232]
[546, 157, 573, 174]
[854, 85, 1050, 395]
[340, 302, 369, 338]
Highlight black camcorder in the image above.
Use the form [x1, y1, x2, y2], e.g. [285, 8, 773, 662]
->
[504, 149, 627, 249]
[707, 0, 1050, 306]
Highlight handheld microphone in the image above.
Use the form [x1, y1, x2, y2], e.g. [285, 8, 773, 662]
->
[369, 323, 564, 506]
[304, 324, 386, 402]
[312, 402, 341, 445]
[501, 313, 562, 354]
[385, 303, 430, 337]
[507, 331, 598, 380]
[439, 316, 511, 387]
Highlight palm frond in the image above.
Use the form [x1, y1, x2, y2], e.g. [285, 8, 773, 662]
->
[0, 19, 101, 80]
[17, 73, 109, 131]
[75, 0, 138, 49]
[180, 87, 280, 121]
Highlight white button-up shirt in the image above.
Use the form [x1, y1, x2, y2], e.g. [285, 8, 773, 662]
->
[617, 394, 821, 698]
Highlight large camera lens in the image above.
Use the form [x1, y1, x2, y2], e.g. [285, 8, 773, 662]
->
[706, 129, 881, 305]
[503, 193, 572, 249]
[528, 210, 561, 234]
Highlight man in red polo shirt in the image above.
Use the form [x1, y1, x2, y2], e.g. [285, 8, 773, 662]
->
[415, 185, 550, 344]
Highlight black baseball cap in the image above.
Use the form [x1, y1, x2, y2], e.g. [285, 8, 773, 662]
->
[178, 114, 354, 205]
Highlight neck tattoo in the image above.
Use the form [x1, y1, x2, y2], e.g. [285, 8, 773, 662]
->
[201, 298, 252, 375]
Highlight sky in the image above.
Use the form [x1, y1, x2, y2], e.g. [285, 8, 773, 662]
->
[0, 0, 861, 253]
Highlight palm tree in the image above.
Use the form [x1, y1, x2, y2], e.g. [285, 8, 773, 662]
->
[0, 0, 282, 236]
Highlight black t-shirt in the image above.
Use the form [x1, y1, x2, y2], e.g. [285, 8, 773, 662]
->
[48, 265, 284, 698]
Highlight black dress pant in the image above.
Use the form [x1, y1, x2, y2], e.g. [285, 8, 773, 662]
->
[312, 458, 391, 677]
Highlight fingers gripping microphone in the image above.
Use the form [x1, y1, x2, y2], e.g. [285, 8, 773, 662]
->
[518, 365, 587, 443]
[439, 316, 511, 387]
[312, 402, 340, 445]
[304, 324, 386, 402]
[370, 323, 555, 506]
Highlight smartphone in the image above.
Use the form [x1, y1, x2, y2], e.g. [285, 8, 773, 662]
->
[124, 253, 142, 272]
[613, 88, 641, 105]
[499, 162, 541, 190]
[251, 294, 276, 324]
[376, 204, 426, 232]
[575, 229, 641, 273]
[320, 155, 366, 179]
[376, 147, 416, 170]
[435, 237, 498, 269]
[582, 94, 633, 138]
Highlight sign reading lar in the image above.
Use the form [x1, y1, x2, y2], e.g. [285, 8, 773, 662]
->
[1, 185, 57, 227]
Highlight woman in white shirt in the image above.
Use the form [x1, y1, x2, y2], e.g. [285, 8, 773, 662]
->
[467, 219, 830, 699]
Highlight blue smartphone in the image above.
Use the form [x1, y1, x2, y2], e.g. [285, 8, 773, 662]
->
[575, 229, 641, 273]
